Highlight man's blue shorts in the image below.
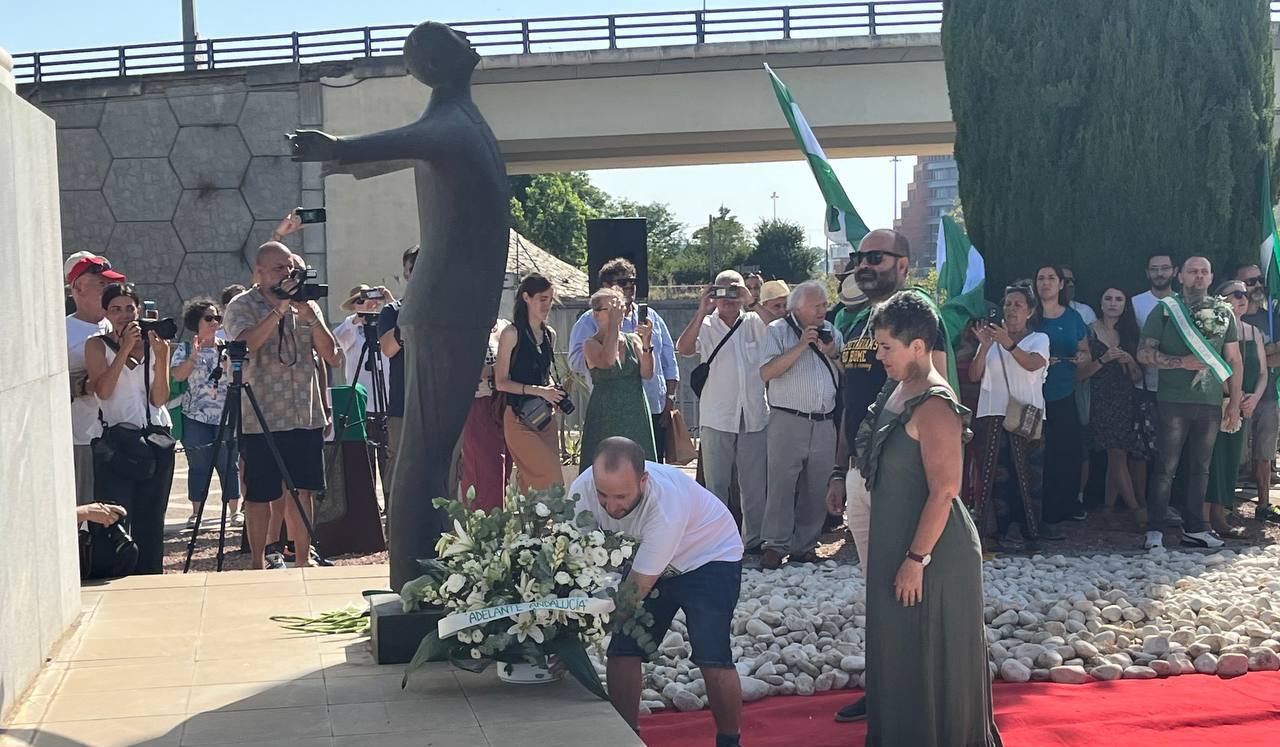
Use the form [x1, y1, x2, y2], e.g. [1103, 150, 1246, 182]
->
[608, 560, 741, 669]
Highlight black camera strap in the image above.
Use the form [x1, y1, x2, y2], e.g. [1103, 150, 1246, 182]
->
[783, 314, 841, 423]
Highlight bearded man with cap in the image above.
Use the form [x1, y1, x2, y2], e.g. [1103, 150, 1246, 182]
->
[676, 270, 770, 554]
[827, 229, 948, 724]
[65, 253, 127, 505]
[333, 284, 395, 499]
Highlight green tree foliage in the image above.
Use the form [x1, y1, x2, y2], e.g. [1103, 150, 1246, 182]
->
[943, 0, 1275, 303]
[509, 173, 610, 268]
[747, 219, 821, 282]
[665, 206, 752, 284]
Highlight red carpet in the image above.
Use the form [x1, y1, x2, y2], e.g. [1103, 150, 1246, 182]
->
[639, 671, 1280, 746]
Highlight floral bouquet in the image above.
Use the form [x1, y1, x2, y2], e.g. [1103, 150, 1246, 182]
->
[399, 484, 651, 699]
[1191, 297, 1233, 390]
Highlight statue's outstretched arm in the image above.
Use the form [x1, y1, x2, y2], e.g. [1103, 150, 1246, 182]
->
[289, 122, 441, 166]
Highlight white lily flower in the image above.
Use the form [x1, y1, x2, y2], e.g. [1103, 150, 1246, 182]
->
[443, 573, 466, 594]
[507, 613, 545, 644]
[440, 520, 474, 557]
[610, 549, 623, 567]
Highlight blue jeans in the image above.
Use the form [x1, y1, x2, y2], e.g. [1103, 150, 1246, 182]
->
[181, 416, 240, 504]
[608, 560, 741, 669]
[1147, 402, 1218, 534]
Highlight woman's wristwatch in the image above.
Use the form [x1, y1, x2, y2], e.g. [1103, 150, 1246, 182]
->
[906, 550, 932, 567]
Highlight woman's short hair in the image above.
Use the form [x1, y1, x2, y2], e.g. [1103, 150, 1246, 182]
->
[101, 282, 139, 310]
[182, 297, 219, 333]
[1217, 279, 1246, 295]
[869, 291, 939, 347]
[589, 287, 623, 311]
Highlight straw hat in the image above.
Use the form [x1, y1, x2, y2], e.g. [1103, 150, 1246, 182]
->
[838, 274, 867, 307]
[758, 280, 790, 304]
[340, 284, 375, 312]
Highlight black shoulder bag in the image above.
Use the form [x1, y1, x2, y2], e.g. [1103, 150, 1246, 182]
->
[690, 317, 744, 398]
[514, 325, 561, 431]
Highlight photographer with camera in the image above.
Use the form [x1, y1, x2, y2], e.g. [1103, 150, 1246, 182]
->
[224, 242, 340, 569]
[494, 272, 570, 492]
[84, 283, 174, 575]
[758, 280, 843, 571]
[333, 284, 394, 498]
[170, 298, 240, 530]
[578, 287, 657, 471]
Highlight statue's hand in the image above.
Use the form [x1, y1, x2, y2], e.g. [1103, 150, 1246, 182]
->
[288, 130, 340, 162]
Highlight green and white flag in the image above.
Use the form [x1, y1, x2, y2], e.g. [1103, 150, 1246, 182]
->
[1260, 152, 1280, 340]
[765, 64, 869, 247]
[935, 215, 987, 346]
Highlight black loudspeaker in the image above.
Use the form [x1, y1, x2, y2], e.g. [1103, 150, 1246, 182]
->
[587, 218, 648, 298]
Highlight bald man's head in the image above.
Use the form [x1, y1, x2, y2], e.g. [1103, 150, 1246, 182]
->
[254, 242, 294, 287]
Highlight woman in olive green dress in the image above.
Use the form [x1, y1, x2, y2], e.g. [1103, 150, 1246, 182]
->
[579, 288, 656, 471]
[855, 292, 1002, 747]
[1205, 280, 1267, 535]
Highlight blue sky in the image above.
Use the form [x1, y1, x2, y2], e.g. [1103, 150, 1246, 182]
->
[9, 0, 921, 255]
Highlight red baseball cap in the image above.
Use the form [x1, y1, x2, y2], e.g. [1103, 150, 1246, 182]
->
[66, 256, 125, 285]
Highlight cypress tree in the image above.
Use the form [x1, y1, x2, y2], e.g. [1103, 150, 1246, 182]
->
[943, 0, 1275, 302]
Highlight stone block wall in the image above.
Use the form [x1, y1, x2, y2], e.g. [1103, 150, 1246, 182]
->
[26, 67, 326, 319]
[0, 49, 81, 721]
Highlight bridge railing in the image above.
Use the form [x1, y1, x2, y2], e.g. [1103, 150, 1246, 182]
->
[11, 1, 947, 85]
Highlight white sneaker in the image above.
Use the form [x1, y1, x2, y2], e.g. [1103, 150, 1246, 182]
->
[184, 514, 199, 531]
[1181, 530, 1225, 549]
[1144, 531, 1163, 550]
[231, 511, 245, 527]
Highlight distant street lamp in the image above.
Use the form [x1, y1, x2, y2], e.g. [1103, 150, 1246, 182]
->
[770, 191, 779, 220]
[891, 156, 901, 221]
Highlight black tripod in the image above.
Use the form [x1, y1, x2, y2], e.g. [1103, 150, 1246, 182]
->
[182, 340, 324, 572]
[330, 315, 389, 489]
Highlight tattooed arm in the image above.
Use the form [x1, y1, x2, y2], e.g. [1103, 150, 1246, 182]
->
[1137, 338, 1204, 371]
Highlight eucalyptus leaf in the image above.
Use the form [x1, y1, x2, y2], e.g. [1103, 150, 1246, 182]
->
[402, 630, 453, 687]
[546, 635, 609, 700]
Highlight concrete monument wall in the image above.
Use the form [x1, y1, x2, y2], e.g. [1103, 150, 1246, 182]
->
[0, 47, 82, 721]
[23, 69, 326, 321]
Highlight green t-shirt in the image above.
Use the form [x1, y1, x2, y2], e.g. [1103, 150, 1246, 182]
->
[1141, 295, 1238, 406]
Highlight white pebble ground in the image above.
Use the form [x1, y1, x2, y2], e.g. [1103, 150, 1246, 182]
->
[589, 546, 1280, 713]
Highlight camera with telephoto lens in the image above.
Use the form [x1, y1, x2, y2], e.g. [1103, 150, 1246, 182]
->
[139, 300, 178, 340]
[554, 386, 575, 415]
[271, 267, 329, 302]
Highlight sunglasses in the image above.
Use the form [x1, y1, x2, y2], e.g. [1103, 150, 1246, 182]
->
[203, 314, 223, 323]
[851, 250, 904, 266]
[1225, 290, 1249, 300]
[613, 278, 637, 288]
[1243, 276, 1264, 286]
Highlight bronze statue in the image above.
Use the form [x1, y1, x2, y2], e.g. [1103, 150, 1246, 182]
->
[290, 22, 509, 590]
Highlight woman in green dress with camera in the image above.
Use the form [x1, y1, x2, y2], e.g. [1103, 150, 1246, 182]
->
[579, 288, 656, 472]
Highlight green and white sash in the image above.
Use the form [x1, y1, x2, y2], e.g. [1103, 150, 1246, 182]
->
[1158, 295, 1232, 384]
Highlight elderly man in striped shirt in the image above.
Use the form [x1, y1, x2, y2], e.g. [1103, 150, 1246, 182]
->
[758, 280, 844, 570]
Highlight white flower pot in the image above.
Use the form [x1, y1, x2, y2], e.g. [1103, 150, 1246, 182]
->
[497, 660, 562, 685]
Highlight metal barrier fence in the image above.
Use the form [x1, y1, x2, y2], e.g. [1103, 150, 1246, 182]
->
[12, 1, 947, 84]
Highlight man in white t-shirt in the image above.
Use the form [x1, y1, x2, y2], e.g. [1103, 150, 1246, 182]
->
[64, 253, 126, 505]
[570, 437, 744, 747]
[1131, 252, 1176, 392]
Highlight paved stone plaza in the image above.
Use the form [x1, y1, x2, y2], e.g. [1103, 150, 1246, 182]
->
[0, 565, 641, 746]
